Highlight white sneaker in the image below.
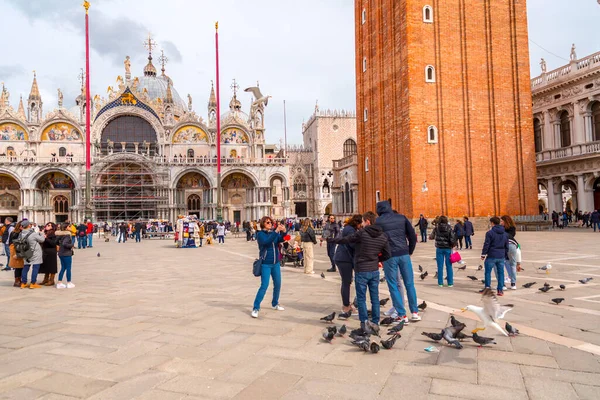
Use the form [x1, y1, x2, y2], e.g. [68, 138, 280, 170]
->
[510, 284, 517, 290]
[251, 309, 259, 318]
[411, 313, 422, 321]
[56, 282, 66, 289]
[66, 282, 75, 289]
[273, 305, 285, 311]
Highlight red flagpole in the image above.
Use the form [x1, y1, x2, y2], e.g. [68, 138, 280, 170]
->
[83, 1, 91, 218]
[215, 22, 222, 222]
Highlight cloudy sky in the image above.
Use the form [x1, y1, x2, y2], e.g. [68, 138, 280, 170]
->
[0, 0, 598, 145]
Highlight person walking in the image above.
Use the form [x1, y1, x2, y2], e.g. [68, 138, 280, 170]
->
[591, 210, 600, 232]
[321, 215, 340, 272]
[430, 216, 456, 288]
[251, 216, 286, 318]
[2, 217, 15, 270]
[463, 216, 474, 249]
[375, 200, 420, 323]
[39, 222, 58, 286]
[501, 215, 521, 290]
[333, 215, 361, 318]
[18, 220, 45, 289]
[414, 214, 429, 243]
[8, 221, 24, 287]
[453, 220, 465, 250]
[55, 223, 75, 289]
[480, 216, 508, 296]
[329, 211, 391, 329]
[300, 218, 317, 275]
[217, 223, 226, 244]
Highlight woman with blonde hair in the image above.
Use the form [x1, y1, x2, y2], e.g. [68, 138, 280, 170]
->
[300, 218, 317, 274]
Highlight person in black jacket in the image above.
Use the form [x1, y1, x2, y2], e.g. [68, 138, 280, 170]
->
[329, 211, 391, 327]
[333, 215, 362, 319]
[430, 216, 455, 287]
[375, 200, 420, 323]
[453, 220, 464, 250]
[321, 215, 340, 272]
[463, 216, 474, 249]
[414, 214, 429, 243]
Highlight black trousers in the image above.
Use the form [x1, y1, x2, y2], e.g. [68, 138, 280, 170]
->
[327, 242, 336, 269]
[14, 268, 22, 279]
[336, 261, 354, 307]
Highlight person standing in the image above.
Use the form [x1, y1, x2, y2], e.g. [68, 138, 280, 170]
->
[2, 217, 15, 270]
[430, 216, 455, 288]
[320, 215, 340, 272]
[333, 215, 361, 318]
[39, 222, 58, 286]
[329, 211, 391, 329]
[463, 216, 474, 249]
[251, 216, 286, 318]
[198, 223, 205, 247]
[453, 220, 465, 250]
[480, 216, 508, 296]
[134, 220, 143, 243]
[8, 221, 24, 287]
[501, 215, 521, 290]
[375, 200, 420, 323]
[76, 222, 87, 249]
[67, 222, 77, 245]
[86, 220, 94, 248]
[18, 220, 45, 289]
[414, 214, 428, 243]
[591, 210, 600, 232]
[217, 223, 226, 244]
[300, 218, 317, 275]
[118, 223, 128, 243]
[56, 223, 75, 289]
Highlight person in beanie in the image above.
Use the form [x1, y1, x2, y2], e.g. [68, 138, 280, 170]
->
[19, 220, 45, 289]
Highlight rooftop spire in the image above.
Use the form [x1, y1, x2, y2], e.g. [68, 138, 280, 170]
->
[0, 83, 9, 109]
[165, 81, 173, 104]
[17, 95, 26, 119]
[143, 33, 158, 77]
[159, 50, 168, 76]
[208, 80, 216, 107]
[28, 70, 41, 101]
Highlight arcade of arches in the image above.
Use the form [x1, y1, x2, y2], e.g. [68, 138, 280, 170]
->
[538, 176, 600, 214]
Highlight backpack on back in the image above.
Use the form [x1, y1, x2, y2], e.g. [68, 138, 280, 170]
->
[14, 231, 34, 260]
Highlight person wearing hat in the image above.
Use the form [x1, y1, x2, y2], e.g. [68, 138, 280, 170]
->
[19, 220, 45, 289]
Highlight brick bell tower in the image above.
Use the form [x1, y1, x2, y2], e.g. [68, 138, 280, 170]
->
[355, 0, 538, 219]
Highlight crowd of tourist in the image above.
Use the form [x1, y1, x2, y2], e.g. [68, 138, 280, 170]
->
[549, 209, 600, 230]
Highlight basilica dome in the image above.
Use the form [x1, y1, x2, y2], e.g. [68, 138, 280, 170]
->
[220, 94, 250, 127]
[136, 74, 187, 111]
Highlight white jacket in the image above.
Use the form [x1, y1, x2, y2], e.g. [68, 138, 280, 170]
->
[217, 225, 226, 236]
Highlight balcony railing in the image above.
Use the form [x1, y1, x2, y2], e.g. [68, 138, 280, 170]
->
[531, 51, 600, 89]
[536, 140, 600, 162]
[0, 156, 85, 164]
[333, 154, 358, 169]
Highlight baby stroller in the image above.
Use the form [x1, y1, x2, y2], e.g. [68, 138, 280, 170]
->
[280, 242, 304, 268]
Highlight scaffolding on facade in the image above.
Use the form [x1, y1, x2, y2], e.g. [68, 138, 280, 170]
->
[92, 157, 168, 222]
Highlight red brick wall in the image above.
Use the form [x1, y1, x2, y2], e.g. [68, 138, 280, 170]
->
[356, 0, 538, 218]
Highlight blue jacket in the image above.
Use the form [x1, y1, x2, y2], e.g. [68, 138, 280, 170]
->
[333, 225, 356, 265]
[257, 230, 285, 265]
[454, 223, 464, 238]
[481, 225, 508, 260]
[375, 201, 417, 256]
[464, 220, 474, 236]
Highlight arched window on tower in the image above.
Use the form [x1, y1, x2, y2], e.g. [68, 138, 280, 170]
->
[423, 5, 433, 22]
[343, 139, 357, 157]
[559, 111, 571, 148]
[427, 126, 438, 144]
[59, 147, 67, 157]
[592, 102, 600, 142]
[365, 157, 369, 172]
[187, 148, 194, 159]
[425, 66, 436, 82]
[363, 57, 367, 72]
[362, 9, 366, 24]
[533, 118, 542, 152]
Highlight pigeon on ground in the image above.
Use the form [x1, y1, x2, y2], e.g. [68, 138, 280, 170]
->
[97, 252, 100, 257]
[322, 330, 335, 343]
[418, 265, 423, 272]
[352, 339, 371, 352]
[353, 297, 358, 309]
[379, 277, 386, 283]
[456, 331, 472, 341]
[477, 264, 483, 271]
[505, 322, 519, 336]
[421, 331, 443, 341]
[522, 282, 536, 288]
[387, 321, 405, 335]
[579, 277, 593, 284]
[380, 298, 390, 306]
[551, 298, 565, 305]
[349, 329, 370, 342]
[467, 275, 478, 281]
[321, 272, 325, 279]
[538, 264, 552, 274]
[363, 320, 381, 337]
[420, 271, 428, 280]
[544, 282, 551, 288]
[559, 284, 566, 290]
[434, 271, 438, 279]
[461, 288, 512, 336]
[472, 331, 497, 347]
[326, 326, 337, 335]
[370, 342, 381, 354]
[481, 279, 486, 284]
[320, 312, 336, 323]
[450, 315, 463, 327]
[539, 286, 553, 293]
[457, 264, 467, 271]
[380, 317, 395, 326]
[442, 323, 466, 349]
[381, 334, 400, 349]
[418, 301, 427, 311]
[338, 325, 347, 336]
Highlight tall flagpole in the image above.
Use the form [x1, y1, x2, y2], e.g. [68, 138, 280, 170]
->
[283, 100, 287, 159]
[215, 22, 223, 222]
[83, 1, 92, 220]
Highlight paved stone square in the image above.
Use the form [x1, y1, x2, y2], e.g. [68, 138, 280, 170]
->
[1, 231, 599, 399]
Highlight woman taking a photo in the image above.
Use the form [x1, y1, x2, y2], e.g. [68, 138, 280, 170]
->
[334, 214, 362, 319]
[300, 218, 317, 274]
[252, 216, 286, 319]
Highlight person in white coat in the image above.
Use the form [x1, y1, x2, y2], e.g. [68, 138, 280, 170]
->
[217, 223, 226, 244]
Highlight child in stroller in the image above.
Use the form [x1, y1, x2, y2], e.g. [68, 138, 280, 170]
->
[281, 240, 304, 268]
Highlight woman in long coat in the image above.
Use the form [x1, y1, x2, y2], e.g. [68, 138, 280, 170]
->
[39, 222, 58, 286]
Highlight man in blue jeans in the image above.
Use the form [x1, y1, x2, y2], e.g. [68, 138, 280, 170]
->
[376, 200, 420, 323]
[480, 216, 508, 296]
[329, 211, 391, 328]
[591, 210, 600, 232]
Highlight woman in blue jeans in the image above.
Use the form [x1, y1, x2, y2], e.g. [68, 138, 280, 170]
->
[430, 216, 455, 287]
[252, 216, 287, 319]
[55, 223, 75, 289]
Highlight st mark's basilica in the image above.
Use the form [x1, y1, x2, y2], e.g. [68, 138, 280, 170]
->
[0, 39, 358, 224]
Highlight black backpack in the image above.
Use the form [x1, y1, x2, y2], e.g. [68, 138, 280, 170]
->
[14, 231, 34, 260]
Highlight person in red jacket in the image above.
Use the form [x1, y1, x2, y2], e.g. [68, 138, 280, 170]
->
[86, 220, 94, 248]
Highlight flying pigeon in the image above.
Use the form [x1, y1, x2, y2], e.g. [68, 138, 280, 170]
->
[522, 282, 536, 288]
[551, 298, 565, 305]
[472, 331, 497, 347]
[462, 289, 512, 336]
[370, 342, 381, 354]
[380, 317, 395, 326]
[505, 322, 519, 336]
[320, 312, 336, 323]
[380, 298, 390, 306]
[539, 286, 553, 293]
[421, 331, 443, 341]
[420, 271, 428, 280]
[579, 277, 593, 284]
[381, 334, 400, 349]
[322, 330, 335, 343]
[321, 272, 325, 279]
[418, 301, 427, 311]
[559, 284, 566, 290]
[418, 265, 423, 273]
[467, 275, 478, 281]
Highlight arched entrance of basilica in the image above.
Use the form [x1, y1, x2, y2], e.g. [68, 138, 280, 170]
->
[221, 172, 257, 223]
[35, 171, 76, 223]
[175, 171, 213, 220]
[0, 173, 20, 221]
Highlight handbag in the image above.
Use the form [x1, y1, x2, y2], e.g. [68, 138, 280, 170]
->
[449, 251, 462, 264]
[253, 248, 266, 277]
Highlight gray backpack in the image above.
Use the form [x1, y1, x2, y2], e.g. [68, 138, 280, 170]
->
[14, 231, 34, 260]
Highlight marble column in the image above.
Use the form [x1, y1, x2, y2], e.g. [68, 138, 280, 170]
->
[546, 179, 556, 213]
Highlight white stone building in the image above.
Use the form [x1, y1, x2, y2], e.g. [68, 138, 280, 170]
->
[532, 48, 600, 214]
